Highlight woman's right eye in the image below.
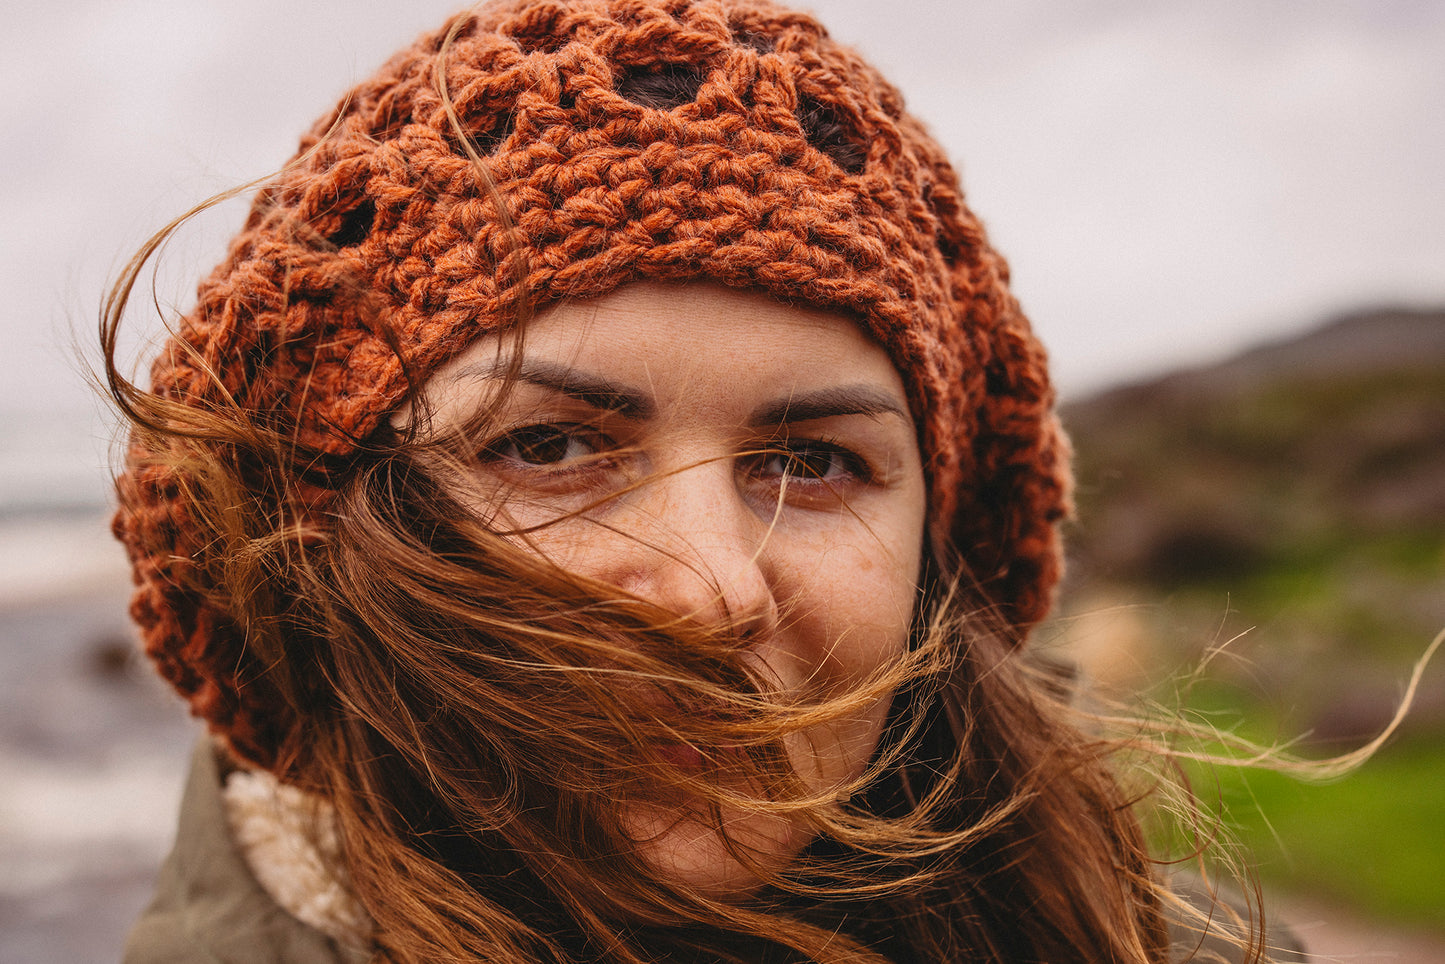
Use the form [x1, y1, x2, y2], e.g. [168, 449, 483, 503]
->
[483, 424, 606, 468]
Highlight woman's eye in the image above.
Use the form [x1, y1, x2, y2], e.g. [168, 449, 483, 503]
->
[485, 425, 603, 467]
[756, 439, 864, 484]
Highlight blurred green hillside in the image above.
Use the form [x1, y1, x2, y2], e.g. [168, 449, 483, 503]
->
[1051, 306, 1445, 927]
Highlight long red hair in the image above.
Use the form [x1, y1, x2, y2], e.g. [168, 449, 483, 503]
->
[99, 2, 1279, 960]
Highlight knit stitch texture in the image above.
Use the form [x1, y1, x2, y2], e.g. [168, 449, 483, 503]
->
[113, 0, 1071, 775]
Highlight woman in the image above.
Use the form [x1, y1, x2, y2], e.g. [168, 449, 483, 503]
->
[105, 1, 1283, 961]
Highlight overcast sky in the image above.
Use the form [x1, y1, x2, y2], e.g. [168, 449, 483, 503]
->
[3, 0, 1443, 503]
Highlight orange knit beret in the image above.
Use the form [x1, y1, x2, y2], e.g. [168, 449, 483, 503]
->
[113, 0, 1070, 772]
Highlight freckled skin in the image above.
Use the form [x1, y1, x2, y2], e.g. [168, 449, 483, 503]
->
[417, 282, 928, 897]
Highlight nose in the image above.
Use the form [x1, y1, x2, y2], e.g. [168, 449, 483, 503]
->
[605, 461, 780, 641]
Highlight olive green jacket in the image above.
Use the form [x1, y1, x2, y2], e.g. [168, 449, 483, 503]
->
[123, 741, 366, 964]
[126, 742, 1305, 963]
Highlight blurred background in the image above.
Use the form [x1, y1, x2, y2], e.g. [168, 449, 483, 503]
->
[2, 0, 1442, 960]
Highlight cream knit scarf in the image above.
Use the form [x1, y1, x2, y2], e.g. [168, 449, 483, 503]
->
[221, 767, 372, 946]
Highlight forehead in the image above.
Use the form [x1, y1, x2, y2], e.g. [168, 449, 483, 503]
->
[432, 282, 910, 416]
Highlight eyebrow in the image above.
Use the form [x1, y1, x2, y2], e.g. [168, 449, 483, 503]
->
[451, 359, 655, 418]
[749, 385, 911, 426]
[450, 360, 908, 425]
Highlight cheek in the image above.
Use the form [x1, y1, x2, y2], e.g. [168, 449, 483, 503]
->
[474, 497, 622, 581]
[815, 556, 915, 674]
[806, 507, 924, 659]
[773, 514, 923, 775]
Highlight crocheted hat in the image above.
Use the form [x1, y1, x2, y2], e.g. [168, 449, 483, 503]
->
[114, 0, 1070, 773]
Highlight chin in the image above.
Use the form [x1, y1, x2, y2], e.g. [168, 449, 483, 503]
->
[623, 801, 805, 901]
[621, 719, 885, 901]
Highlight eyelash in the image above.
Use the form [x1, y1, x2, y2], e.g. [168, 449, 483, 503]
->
[478, 423, 874, 497]
[479, 422, 626, 485]
[747, 436, 872, 488]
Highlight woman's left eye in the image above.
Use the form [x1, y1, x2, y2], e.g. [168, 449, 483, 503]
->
[752, 439, 867, 485]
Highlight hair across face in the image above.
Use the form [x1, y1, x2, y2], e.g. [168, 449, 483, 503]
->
[402, 281, 927, 897]
[108, 0, 1070, 777]
[99, 4, 1220, 963]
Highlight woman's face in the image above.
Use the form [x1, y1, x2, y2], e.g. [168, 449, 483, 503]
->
[416, 282, 927, 897]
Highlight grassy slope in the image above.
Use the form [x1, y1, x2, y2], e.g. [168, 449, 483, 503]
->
[1056, 310, 1445, 928]
[1201, 738, 1445, 923]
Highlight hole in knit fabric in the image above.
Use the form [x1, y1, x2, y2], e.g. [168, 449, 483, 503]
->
[328, 199, 375, 248]
[796, 94, 867, 174]
[615, 63, 705, 110]
[446, 110, 516, 159]
[472, 111, 517, 155]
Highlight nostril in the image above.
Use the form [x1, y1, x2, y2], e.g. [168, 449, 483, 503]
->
[622, 537, 779, 641]
[706, 556, 781, 644]
[724, 591, 781, 645]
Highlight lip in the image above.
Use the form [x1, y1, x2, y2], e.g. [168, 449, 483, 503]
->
[655, 741, 707, 769]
